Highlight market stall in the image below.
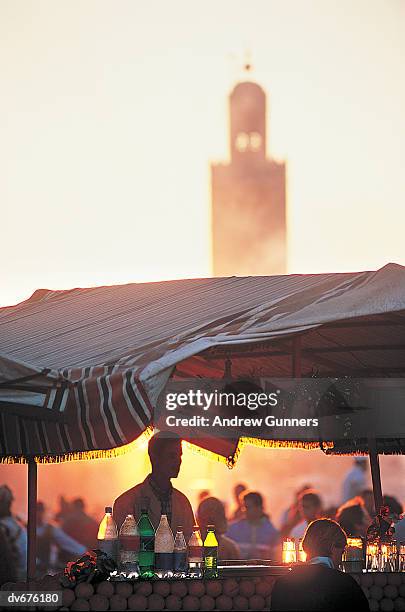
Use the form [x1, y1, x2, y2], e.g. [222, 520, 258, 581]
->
[1, 263, 405, 610]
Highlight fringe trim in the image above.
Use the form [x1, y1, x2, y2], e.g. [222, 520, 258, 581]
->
[0, 427, 154, 464]
[229, 438, 335, 468]
[184, 438, 335, 469]
[239, 437, 335, 451]
[182, 441, 231, 467]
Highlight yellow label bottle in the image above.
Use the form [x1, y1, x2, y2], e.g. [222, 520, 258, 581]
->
[203, 525, 218, 578]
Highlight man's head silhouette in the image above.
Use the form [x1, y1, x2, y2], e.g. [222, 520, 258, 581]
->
[148, 431, 183, 481]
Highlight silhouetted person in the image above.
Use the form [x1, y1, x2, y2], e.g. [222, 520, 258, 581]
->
[197, 496, 240, 559]
[382, 495, 405, 543]
[198, 490, 211, 504]
[290, 490, 323, 538]
[62, 498, 98, 550]
[36, 501, 86, 576]
[113, 432, 195, 540]
[342, 457, 368, 503]
[226, 491, 278, 559]
[335, 497, 370, 537]
[230, 483, 247, 522]
[0, 523, 18, 584]
[360, 489, 376, 518]
[279, 484, 312, 538]
[271, 519, 369, 611]
[54, 495, 72, 525]
[0, 485, 27, 581]
[383, 495, 403, 519]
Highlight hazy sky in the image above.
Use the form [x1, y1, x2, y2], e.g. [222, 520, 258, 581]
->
[1, 0, 404, 307]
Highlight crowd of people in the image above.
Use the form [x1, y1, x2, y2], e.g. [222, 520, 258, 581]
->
[1, 437, 405, 599]
[195, 456, 405, 563]
[0, 488, 97, 583]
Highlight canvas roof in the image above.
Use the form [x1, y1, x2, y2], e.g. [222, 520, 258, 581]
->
[1, 263, 404, 463]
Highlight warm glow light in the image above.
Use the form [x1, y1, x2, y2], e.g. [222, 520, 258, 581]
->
[366, 542, 379, 572]
[378, 541, 398, 572]
[342, 537, 364, 572]
[298, 538, 306, 562]
[400, 544, 405, 572]
[346, 537, 363, 551]
[1, 2, 405, 308]
[282, 538, 297, 564]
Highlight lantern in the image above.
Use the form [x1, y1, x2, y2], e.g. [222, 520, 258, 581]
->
[399, 543, 405, 572]
[342, 537, 364, 573]
[379, 541, 397, 572]
[282, 539, 296, 564]
[366, 542, 379, 571]
[298, 538, 307, 562]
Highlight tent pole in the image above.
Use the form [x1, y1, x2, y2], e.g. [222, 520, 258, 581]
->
[27, 458, 37, 584]
[292, 336, 302, 378]
[368, 437, 383, 513]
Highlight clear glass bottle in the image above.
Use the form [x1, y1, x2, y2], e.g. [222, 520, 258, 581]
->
[174, 526, 187, 573]
[119, 514, 140, 575]
[155, 514, 174, 572]
[97, 506, 118, 563]
[188, 525, 203, 576]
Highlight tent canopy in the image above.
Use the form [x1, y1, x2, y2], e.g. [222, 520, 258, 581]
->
[1, 263, 405, 463]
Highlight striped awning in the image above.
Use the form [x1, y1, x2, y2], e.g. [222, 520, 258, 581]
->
[1, 263, 405, 462]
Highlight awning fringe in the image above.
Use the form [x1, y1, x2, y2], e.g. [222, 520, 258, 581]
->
[184, 437, 335, 469]
[230, 437, 335, 467]
[183, 441, 231, 467]
[0, 427, 154, 464]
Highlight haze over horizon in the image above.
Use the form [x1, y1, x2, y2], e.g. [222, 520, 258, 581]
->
[1, 0, 405, 308]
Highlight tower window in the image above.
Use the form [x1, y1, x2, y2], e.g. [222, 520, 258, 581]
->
[250, 132, 262, 151]
[235, 132, 249, 152]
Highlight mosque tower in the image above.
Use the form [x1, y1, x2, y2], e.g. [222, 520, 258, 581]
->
[211, 67, 287, 276]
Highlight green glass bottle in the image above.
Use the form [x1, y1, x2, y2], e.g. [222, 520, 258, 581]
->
[136, 497, 155, 577]
[203, 524, 218, 578]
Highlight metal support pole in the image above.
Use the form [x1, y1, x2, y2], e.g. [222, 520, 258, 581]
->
[368, 437, 383, 514]
[27, 458, 37, 584]
[292, 336, 302, 378]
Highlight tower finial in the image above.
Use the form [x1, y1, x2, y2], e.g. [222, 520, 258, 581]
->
[243, 49, 252, 73]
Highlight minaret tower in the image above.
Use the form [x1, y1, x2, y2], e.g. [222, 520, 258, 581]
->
[211, 65, 287, 276]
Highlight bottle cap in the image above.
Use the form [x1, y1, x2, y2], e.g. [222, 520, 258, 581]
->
[207, 524, 215, 530]
[105, 506, 112, 513]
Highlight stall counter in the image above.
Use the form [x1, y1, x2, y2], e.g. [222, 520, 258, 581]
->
[3, 569, 405, 611]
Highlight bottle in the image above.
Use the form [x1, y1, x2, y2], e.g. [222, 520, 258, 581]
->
[173, 526, 187, 573]
[155, 514, 174, 572]
[137, 498, 155, 576]
[119, 514, 140, 574]
[188, 525, 203, 575]
[203, 525, 218, 578]
[97, 506, 118, 564]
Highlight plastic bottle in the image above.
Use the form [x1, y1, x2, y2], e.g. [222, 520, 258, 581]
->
[119, 514, 140, 574]
[155, 514, 174, 571]
[173, 526, 187, 573]
[188, 525, 203, 575]
[136, 498, 155, 576]
[203, 524, 218, 578]
[97, 506, 118, 563]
